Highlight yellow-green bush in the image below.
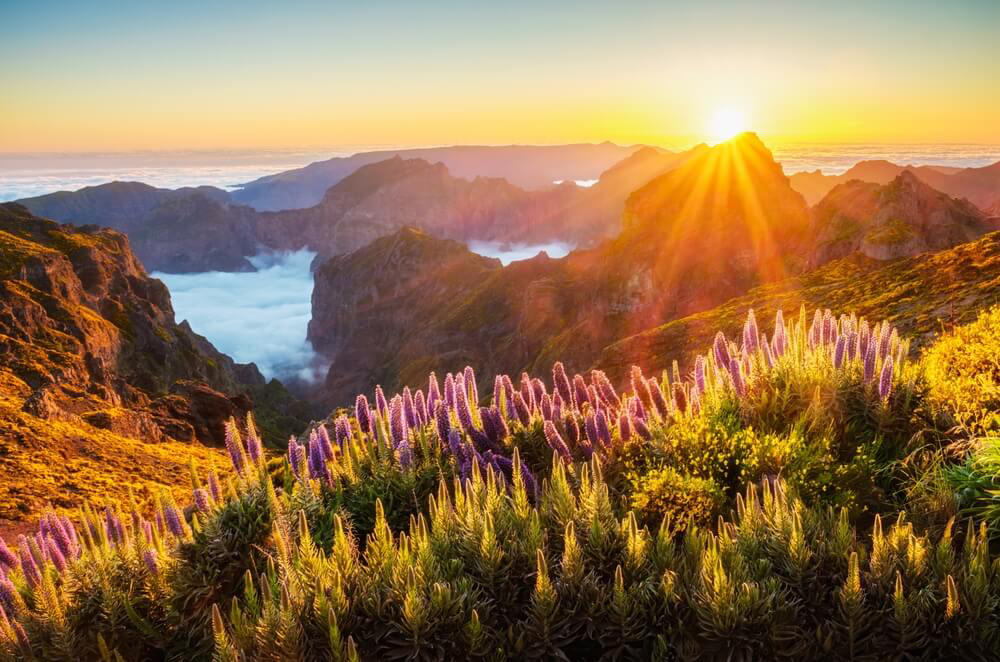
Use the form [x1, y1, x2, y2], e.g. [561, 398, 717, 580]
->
[923, 305, 1000, 436]
[629, 466, 723, 529]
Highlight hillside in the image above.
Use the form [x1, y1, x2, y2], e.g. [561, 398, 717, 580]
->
[598, 230, 1000, 381]
[0, 203, 309, 520]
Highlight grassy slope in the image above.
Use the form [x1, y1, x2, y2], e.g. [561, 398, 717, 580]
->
[598, 231, 1000, 380]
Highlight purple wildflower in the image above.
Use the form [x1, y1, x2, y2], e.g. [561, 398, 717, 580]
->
[592, 370, 621, 409]
[584, 412, 599, 449]
[619, 410, 632, 442]
[0, 540, 17, 571]
[673, 383, 688, 414]
[375, 385, 389, 418]
[863, 341, 876, 383]
[143, 548, 159, 578]
[822, 309, 834, 346]
[334, 417, 350, 450]
[552, 392, 564, 421]
[858, 320, 870, 358]
[578, 437, 595, 459]
[314, 424, 333, 460]
[761, 339, 774, 369]
[632, 415, 652, 441]
[193, 488, 211, 513]
[743, 309, 759, 354]
[0, 576, 19, 615]
[163, 502, 186, 538]
[389, 395, 408, 448]
[464, 366, 479, 403]
[414, 389, 428, 425]
[553, 362, 573, 406]
[480, 406, 498, 444]
[403, 387, 418, 429]
[355, 394, 371, 436]
[489, 405, 508, 441]
[245, 419, 263, 465]
[224, 420, 246, 476]
[845, 331, 858, 361]
[454, 379, 476, 433]
[518, 461, 539, 501]
[288, 437, 304, 477]
[878, 323, 893, 360]
[397, 437, 413, 469]
[713, 332, 732, 370]
[694, 356, 707, 393]
[512, 392, 532, 426]
[447, 428, 466, 462]
[309, 434, 331, 482]
[105, 508, 125, 546]
[543, 421, 572, 462]
[596, 409, 612, 448]
[879, 355, 894, 399]
[444, 373, 456, 409]
[45, 539, 66, 573]
[729, 361, 745, 396]
[520, 373, 536, 412]
[501, 374, 516, 414]
[648, 378, 669, 418]
[540, 393, 553, 421]
[435, 402, 451, 446]
[427, 372, 441, 413]
[572, 373, 590, 410]
[833, 335, 846, 369]
[563, 414, 580, 444]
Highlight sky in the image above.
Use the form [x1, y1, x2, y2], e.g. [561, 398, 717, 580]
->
[1, 0, 998, 151]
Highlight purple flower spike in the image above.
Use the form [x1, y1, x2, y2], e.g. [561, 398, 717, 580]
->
[207, 469, 222, 502]
[0, 540, 18, 571]
[694, 356, 706, 393]
[245, 420, 263, 465]
[490, 405, 508, 440]
[288, 437, 304, 477]
[355, 394, 371, 436]
[520, 373, 536, 412]
[553, 362, 573, 406]
[648, 378, 669, 418]
[193, 488, 211, 513]
[414, 389, 428, 425]
[403, 387, 417, 429]
[729, 361, 745, 396]
[878, 323, 893, 360]
[46, 539, 66, 573]
[397, 437, 413, 469]
[435, 402, 451, 446]
[540, 393, 553, 421]
[592, 370, 621, 410]
[464, 366, 479, 403]
[444, 373, 457, 410]
[743, 309, 759, 354]
[863, 341, 876, 383]
[389, 395, 408, 448]
[309, 434, 331, 482]
[512, 392, 532, 426]
[761, 340, 774, 369]
[543, 421, 572, 462]
[447, 428, 466, 462]
[596, 409, 612, 448]
[632, 415, 652, 441]
[672, 383, 687, 414]
[375, 385, 389, 418]
[879, 355, 894, 399]
[0, 575, 19, 615]
[334, 416, 351, 450]
[619, 410, 632, 442]
[454, 379, 476, 433]
[224, 420, 246, 476]
[519, 461, 539, 501]
[551, 392, 564, 421]
[317, 424, 335, 460]
[427, 372, 441, 412]
[584, 412, 599, 448]
[143, 548, 159, 578]
[572, 374, 590, 410]
[833, 335, 846, 369]
[713, 332, 732, 370]
[822, 309, 834, 346]
[501, 375, 516, 413]
[163, 502, 186, 538]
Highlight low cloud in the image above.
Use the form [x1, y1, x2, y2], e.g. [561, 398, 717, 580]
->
[153, 249, 324, 382]
[467, 240, 574, 265]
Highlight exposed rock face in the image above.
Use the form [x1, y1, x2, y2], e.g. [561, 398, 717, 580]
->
[307, 134, 813, 406]
[231, 143, 644, 210]
[308, 228, 502, 404]
[810, 171, 1000, 265]
[0, 203, 299, 445]
[789, 159, 1000, 210]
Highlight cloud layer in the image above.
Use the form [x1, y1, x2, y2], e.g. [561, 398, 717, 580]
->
[467, 240, 574, 265]
[153, 249, 322, 382]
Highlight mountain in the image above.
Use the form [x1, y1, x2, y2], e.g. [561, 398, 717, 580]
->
[789, 159, 1000, 209]
[231, 143, 644, 211]
[17, 183, 258, 273]
[308, 227, 503, 403]
[0, 203, 309, 518]
[810, 171, 999, 264]
[306, 133, 813, 404]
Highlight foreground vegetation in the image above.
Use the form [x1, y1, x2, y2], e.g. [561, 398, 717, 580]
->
[1, 306, 998, 660]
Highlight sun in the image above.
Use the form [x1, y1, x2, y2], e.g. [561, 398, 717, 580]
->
[708, 107, 750, 144]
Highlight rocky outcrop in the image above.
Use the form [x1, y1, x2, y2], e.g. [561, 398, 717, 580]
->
[0, 203, 305, 445]
[308, 228, 502, 404]
[789, 159, 1000, 210]
[810, 171, 999, 265]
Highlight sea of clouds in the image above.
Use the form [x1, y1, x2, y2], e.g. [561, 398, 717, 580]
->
[152, 249, 323, 383]
[467, 240, 574, 265]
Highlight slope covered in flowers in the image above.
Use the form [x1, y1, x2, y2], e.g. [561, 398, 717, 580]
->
[1, 306, 999, 660]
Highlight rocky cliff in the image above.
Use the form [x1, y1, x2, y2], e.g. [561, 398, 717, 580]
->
[810, 171, 999, 265]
